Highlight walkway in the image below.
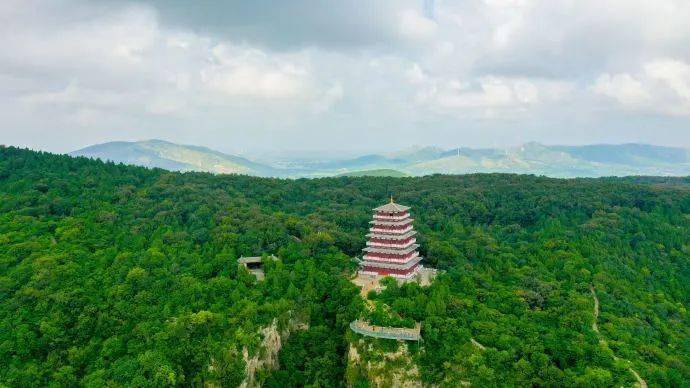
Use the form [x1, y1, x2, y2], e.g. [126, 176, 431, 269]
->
[350, 320, 421, 341]
[352, 274, 380, 298]
[590, 285, 647, 388]
[470, 338, 486, 351]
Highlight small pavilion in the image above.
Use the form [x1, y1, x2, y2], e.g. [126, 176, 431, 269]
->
[237, 255, 277, 281]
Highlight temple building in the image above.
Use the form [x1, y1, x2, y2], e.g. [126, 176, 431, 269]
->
[357, 199, 423, 279]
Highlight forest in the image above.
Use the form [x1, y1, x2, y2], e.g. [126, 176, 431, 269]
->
[0, 146, 689, 387]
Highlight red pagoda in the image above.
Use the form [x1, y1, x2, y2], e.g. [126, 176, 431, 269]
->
[358, 198, 422, 279]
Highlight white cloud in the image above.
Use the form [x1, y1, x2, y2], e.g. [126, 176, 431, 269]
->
[313, 82, 344, 113]
[398, 9, 437, 41]
[1, 3, 160, 75]
[5, 2, 332, 116]
[645, 59, 690, 101]
[201, 44, 314, 100]
[592, 73, 650, 105]
[412, 73, 572, 117]
[405, 64, 427, 84]
[589, 59, 690, 115]
[2, 0, 690, 152]
[19, 82, 131, 107]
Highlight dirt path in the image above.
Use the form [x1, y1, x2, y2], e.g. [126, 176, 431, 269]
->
[470, 338, 486, 351]
[589, 285, 647, 388]
[591, 285, 600, 332]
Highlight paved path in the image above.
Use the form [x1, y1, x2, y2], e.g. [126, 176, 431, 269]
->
[349, 274, 476, 384]
[350, 276, 422, 341]
[590, 285, 647, 388]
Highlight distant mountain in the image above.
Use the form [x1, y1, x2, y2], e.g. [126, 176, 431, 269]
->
[385, 146, 447, 163]
[336, 169, 408, 177]
[404, 142, 690, 177]
[296, 154, 407, 172]
[332, 142, 690, 178]
[549, 143, 690, 166]
[70, 139, 281, 176]
[70, 140, 690, 178]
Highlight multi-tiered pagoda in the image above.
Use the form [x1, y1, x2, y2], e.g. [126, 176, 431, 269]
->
[358, 199, 422, 279]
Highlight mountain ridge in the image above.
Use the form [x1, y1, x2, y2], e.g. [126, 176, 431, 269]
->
[69, 140, 690, 178]
[70, 139, 281, 177]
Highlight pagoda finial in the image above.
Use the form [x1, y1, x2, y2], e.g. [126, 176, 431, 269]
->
[390, 195, 394, 203]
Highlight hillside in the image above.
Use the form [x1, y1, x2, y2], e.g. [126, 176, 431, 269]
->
[70, 139, 281, 176]
[0, 147, 689, 386]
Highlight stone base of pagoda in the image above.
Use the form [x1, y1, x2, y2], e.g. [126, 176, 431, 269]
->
[358, 264, 422, 279]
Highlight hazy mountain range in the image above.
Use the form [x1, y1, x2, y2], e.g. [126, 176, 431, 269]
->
[71, 140, 279, 176]
[70, 140, 690, 178]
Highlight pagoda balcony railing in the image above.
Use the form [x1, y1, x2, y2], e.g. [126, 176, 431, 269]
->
[363, 255, 417, 264]
[370, 225, 413, 234]
[366, 239, 416, 249]
[368, 236, 414, 244]
[362, 257, 417, 266]
[363, 252, 420, 265]
[360, 256, 422, 270]
[355, 255, 421, 266]
[366, 230, 417, 240]
[370, 219, 413, 226]
[363, 244, 419, 255]
[373, 213, 409, 221]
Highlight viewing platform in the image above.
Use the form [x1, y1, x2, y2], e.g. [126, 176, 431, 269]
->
[350, 320, 421, 341]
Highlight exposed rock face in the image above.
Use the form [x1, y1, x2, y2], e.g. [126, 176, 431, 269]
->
[239, 318, 307, 388]
[346, 340, 422, 388]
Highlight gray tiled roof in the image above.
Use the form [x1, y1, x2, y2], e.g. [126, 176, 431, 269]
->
[373, 202, 410, 213]
[237, 255, 277, 264]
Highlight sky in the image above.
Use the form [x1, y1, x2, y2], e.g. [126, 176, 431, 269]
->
[2, 0, 690, 155]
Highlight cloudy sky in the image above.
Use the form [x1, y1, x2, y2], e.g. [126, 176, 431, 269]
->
[2, 0, 690, 155]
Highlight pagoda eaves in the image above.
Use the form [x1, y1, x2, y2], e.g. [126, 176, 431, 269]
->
[358, 199, 423, 279]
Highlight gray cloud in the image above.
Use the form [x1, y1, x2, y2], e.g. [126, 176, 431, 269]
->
[1, 0, 690, 155]
[100, 0, 421, 50]
[467, 0, 690, 79]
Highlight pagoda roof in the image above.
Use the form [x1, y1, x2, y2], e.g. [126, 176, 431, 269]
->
[374, 201, 410, 213]
[369, 218, 413, 226]
[366, 230, 417, 240]
[237, 255, 277, 264]
[362, 244, 419, 255]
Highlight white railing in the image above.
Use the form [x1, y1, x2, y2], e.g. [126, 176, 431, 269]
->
[366, 238, 416, 249]
[373, 213, 409, 221]
[367, 230, 416, 239]
[363, 251, 419, 264]
[370, 219, 413, 226]
[349, 320, 421, 341]
[369, 226, 413, 234]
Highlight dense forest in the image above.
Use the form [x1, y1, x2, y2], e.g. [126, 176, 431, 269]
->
[1, 146, 689, 387]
